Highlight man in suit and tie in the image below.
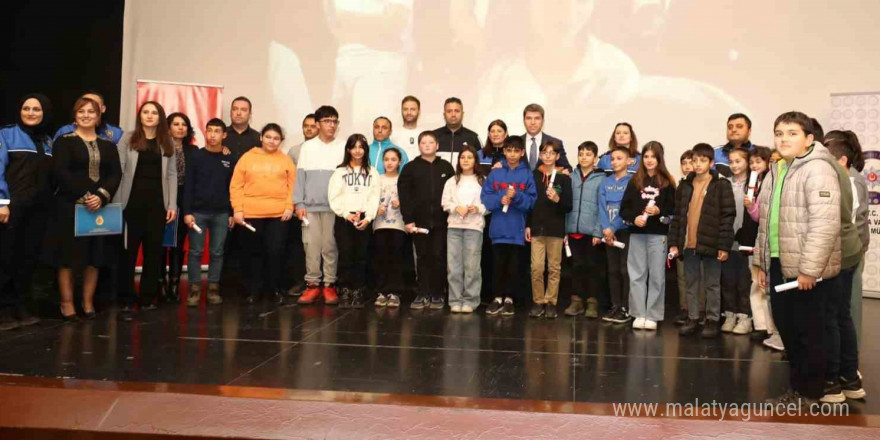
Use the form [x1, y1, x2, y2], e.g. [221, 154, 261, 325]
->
[520, 103, 571, 172]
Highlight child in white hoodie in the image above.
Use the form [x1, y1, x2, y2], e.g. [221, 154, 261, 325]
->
[328, 134, 380, 309]
[441, 146, 488, 313]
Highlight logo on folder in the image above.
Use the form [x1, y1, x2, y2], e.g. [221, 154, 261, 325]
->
[95, 215, 105, 226]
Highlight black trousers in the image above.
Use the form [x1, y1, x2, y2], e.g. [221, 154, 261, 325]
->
[769, 258, 829, 399]
[721, 250, 751, 314]
[373, 229, 407, 294]
[569, 235, 609, 310]
[123, 206, 166, 306]
[826, 266, 859, 381]
[281, 217, 306, 290]
[334, 217, 371, 289]
[412, 226, 447, 300]
[0, 202, 48, 310]
[492, 243, 523, 302]
[241, 218, 288, 296]
[605, 230, 630, 309]
[158, 186, 187, 283]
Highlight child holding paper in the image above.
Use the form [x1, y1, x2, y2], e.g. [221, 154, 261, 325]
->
[619, 141, 675, 330]
[526, 141, 572, 319]
[372, 148, 406, 308]
[720, 147, 754, 334]
[673, 150, 697, 325]
[442, 146, 488, 313]
[328, 134, 380, 309]
[481, 136, 537, 316]
[754, 112, 841, 404]
[599, 146, 633, 323]
[669, 143, 735, 338]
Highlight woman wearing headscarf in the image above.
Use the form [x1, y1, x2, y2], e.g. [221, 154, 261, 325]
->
[0, 94, 54, 329]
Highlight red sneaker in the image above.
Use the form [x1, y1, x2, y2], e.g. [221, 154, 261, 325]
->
[322, 285, 339, 305]
[298, 285, 321, 304]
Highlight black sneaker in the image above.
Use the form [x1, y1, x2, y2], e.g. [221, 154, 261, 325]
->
[271, 291, 285, 305]
[544, 304, 558, 319]
[617, 307, 633, 323]
[750, 329, 769, 341]
[673, 309, 689, 326]
[701, 319, 719, 338]
[339, 288, 352, 309]
[679, 318, 700, 336]
[410, 295, 429, 310]
[350, 289, 365, 309]
[840, 375, 866, 399]
[486, 297, 504, 316]
[501, 298, 515, 316]
[820, 381, 846, 403]
[429, 296, 445, 310]
[601, 306, 620, 323]
[529, 303, 545, 318]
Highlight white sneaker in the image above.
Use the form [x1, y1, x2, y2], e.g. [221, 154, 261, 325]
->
[643, 319, 657, 330]
[732, 314, 752, 334]
[451, 304, 462, 313]
[632, 317, 646, 330]
[386, 294, 400, 308]
[374, 293, 387, 307]
[763, 333, 785, 351]
[721, 312, 738, 333]
[461, 304, 474, 313]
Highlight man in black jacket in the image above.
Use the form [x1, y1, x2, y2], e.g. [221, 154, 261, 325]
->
[668, 143, 736, 338]
[433, 97, 481, 167]
[399, 131, 455, 311]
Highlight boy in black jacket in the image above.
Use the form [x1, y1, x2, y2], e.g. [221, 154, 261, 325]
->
[526, 141, 572, 318]
[669, 143, 736, 338]
[399, 131, 455, 310]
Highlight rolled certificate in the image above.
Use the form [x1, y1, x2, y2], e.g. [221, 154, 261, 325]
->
[242, 221, 256, 232]
[612, 240, 626, 249]
[668, 252, 676, 260]
[746, 171, 759, 200]
[415, 227, 430, 234]
[302, 217, 310, 227]
[550, 168, 557, 185]
[774, 277, 824, 293]
[638, 199, 656, 223]
[191, 223, 203, 234]
[738, 245, 753, 252]
[564, 237, 572, 257]
[502, 204, 509, 213]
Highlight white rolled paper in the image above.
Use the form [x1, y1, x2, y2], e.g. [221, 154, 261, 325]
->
[243, 222, 256, 232]
[774, 277, 823, 293]
[738, 245, 753, 252]
[302, 217, 310, 227]
[415, 227, 429, 234]
[550, 168, 557, 185]
[746, 171, 759, 200]
[612, 240, 626, 249]
[668, 252, 676, 260]
[502, 204, 509, 213]
[564, 240, 572, 258]
[192, 223, 203, 234]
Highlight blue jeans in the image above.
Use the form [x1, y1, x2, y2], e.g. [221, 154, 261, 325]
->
[627, 234, 667, 321]
[447, 228, 483, 308]
[187, 212, 230, 285]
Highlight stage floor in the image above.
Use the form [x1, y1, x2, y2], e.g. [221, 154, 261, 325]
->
[1, 280, 878, 419]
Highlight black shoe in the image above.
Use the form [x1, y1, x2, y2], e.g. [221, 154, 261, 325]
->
[0, 310, 20, 331]
[544, 304, 558, 319]
[607, 307, 631, 324]
[119, 304, 135, 313]
[750, 329, 769, 341]
[272, 291, 285, 305]
[288, 282, 306, 297]
[14, 308, 40, 327]
[501, 298, 515, 316]
[167, 277, 180, 303]
[701, 319, 719, 338]
[83, 309, 97, 320]
[821, 381, 846, 403]
[486, 298, 503, 316]
[840, 375, 866, 400]
[429, 296, 445, 310]
[339, 288, 352, 309]
[529, 303, 545, 318]
[673, 309, 689, 326]
[410, 295, 429, 310]
[601, 306, 620, 323]
[244, 295, 257, 304]
[679, 318, 700, 336]
[141, 303, 159, 311]
[350, 289, 365, 309]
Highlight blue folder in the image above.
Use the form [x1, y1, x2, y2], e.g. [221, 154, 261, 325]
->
[162, 217, 178, 247]
[74, 203, 123, 237]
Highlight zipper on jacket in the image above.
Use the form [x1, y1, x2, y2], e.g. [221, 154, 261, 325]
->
[575, 169, 586, 234]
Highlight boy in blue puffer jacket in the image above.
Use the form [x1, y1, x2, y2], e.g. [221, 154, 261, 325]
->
[599, 146, 634, 324]
[563, 141, 608, 318]
[481, 136, 537, 316]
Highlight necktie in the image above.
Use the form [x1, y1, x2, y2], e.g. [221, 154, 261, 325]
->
[529, 137, 538, 169]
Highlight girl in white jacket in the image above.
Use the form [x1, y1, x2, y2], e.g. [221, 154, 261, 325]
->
[442, 146, 488, 313]
[328, 134, 380, 309]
